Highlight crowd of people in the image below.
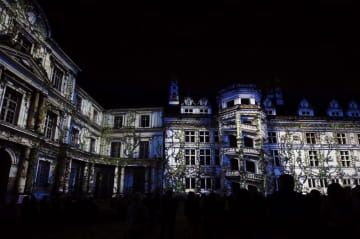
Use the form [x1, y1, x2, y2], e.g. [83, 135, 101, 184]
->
[0, 174, 360, 239]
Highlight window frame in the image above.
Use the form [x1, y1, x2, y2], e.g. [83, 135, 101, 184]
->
[0, 87, 22, 125]
[140, 115, 150, 128]
[309, 150, 319, 167]
[110, 142, 121, 157]
[340, 150, 350, 167]
[185, 130, 196, 143]
[51, 64, 64, 92]
[185, 149, 196, 165]
[306, 132, 316, 144]
[44, 111, 57, 140]
[336, 133, 347, 144]
[199, 149, 211, 166]
[199, 130, 210, 143]
[268, 132, 277, 144]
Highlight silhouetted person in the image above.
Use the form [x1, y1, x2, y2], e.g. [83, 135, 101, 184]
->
[267, 174, 305, 239]
[161, 190, 178, 239]
[184, 192, 201, 239]
[321, 183, 353, 238]
[127, 192, 149, 239]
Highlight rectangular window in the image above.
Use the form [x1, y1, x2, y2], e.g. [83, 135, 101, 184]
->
[306, 133, 316, 144]
[139, 141, 149, 159]
[110, 142, 121, 157]
[90, 138, 96, 153]
[44, 112, 56, 140]
[226, 100, 234, 108]
[200, 178, 212, 190]
[140, 115, 150, 127]
[241, 98, 250, 104]
[199, 131, 210, 142]
[319, 178, 328, 188]
[331, 179, 339, 184]
[76, 95, 82, 111]
[309, 151, 319, 167]
[199, 149, 211, 166]
[215, 178, 221, 189]
[214, 149, 220, 165]
[185, 131, 195, 143]
[354, 178, 360, 185]
[70, 128, 80, 147]
[52, 65, 63, 91]
[185, 149, 196, 165]
[271, 150, 280, 166]
[0, 87, 21, 125]
[340, 151, 350, 167]
[337, 133, 347, 144]
[114, 116, 123, 129]
[343, 179, 351, 186]
[36, 161, 50, 187]
[245, 161, 256, 173]
[268, 132, 277, 144]
[16, 34, 32, 54]
[185, 177, 196, 189]
[358, 134, 360, 144]
[214, 131, 219, 143]
[308, 178, 316, 188]
[93, 110, 98, 122]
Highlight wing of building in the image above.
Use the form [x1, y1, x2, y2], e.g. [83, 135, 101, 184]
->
[1, 0, 360, 203]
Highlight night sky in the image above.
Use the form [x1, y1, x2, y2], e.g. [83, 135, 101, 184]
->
[36, 0, 360, 108]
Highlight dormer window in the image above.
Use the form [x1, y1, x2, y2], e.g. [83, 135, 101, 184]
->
[298, 99, 314, 116]
[52, 65, 64, 91]
[263, 98, 273, 108]
[241, 98, 250, 104]
[329, 100, 340, 109]
[300, 99, 310, 108]
[226, 100, 234, 108]
[15, 33, 32, 54]
[349, 101, 358, 109]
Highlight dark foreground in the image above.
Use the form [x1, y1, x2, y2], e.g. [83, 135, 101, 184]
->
[1, 183, 360, 239]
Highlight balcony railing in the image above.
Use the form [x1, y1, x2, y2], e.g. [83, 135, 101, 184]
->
[241, 124, 257, 131]
[225, 170, 240, 177]
[245, 172, 263, 181]
[223, 147, 238, 154]
[243, 147, 260, 155]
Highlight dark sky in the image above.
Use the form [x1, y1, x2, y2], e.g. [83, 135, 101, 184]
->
[36, 0, 360, 108]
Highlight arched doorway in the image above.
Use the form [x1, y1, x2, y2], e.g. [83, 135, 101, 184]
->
[0, 149, 12, 204]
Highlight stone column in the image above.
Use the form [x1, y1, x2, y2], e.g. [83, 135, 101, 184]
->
[17, 147, 31, 194]
[35, 94, 47, 134]
[150, 167, 156, 193]
[119, 166, 125, 194]
[113, 166, 120, 196]
[87, 164, 95, 194]
[26, 91, 40, 130]
[63, 158, 72, 194]
[82, 163, 89, 194]
[144, 167, 149, 193]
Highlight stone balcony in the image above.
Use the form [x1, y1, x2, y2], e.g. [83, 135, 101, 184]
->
[243, 147, 261, 155]
[224, 171, 263, 181]
[225, 170, 240, 177]
[223, 147, 238, 155]
[241, 124, 258, 132]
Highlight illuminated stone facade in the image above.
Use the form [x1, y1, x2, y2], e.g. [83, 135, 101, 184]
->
[1, 1, 360, 202]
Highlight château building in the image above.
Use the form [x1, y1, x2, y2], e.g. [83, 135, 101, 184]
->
[1, 0, 360, 203]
